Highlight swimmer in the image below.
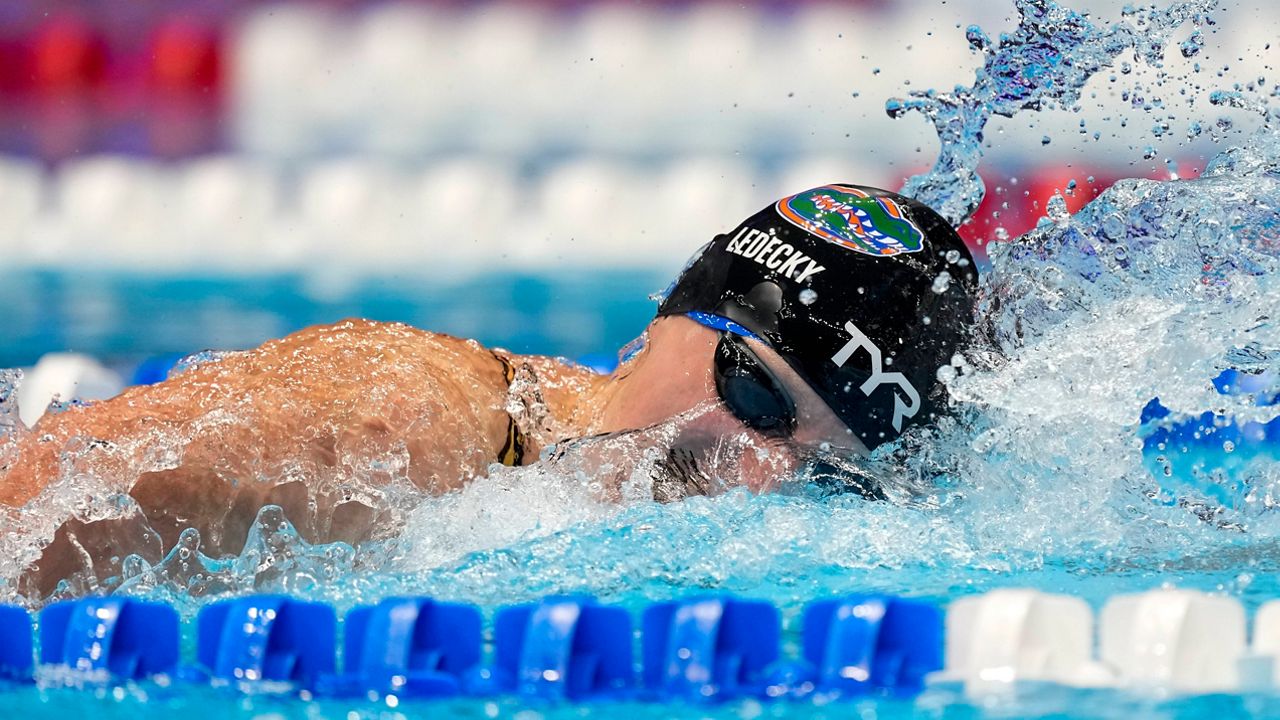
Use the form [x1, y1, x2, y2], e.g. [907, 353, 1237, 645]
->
[0, 184, 977, 597]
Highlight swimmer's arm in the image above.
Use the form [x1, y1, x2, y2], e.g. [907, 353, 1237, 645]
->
[0, 320, 519, 508]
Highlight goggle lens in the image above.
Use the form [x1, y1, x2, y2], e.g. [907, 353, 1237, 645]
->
[713, 333, 797, 437]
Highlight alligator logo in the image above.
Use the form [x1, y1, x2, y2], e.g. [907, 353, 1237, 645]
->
[776, 185, 926, 257]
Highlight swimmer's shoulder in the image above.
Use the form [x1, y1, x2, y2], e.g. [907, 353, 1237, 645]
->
[290, 319, 607, 383]
[172, 318, 606, 409]
[259, 318, 497, 365]
[298, 319, 609, 441]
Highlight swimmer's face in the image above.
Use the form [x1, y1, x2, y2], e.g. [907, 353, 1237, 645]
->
[588, 315, 866, 499]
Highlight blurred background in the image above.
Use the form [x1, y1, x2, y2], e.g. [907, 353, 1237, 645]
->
[0, 0, 1273, 382]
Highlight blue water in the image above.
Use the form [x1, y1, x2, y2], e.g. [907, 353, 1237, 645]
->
[0, 270, 666, 369]
[10, 682, 1280, 720]
[4, 0, 1280, 716]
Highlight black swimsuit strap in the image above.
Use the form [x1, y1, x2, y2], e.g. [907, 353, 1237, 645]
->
[490, 351, 528, 467]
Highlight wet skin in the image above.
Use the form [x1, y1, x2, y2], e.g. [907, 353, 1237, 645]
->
[0, 315, 854, 597]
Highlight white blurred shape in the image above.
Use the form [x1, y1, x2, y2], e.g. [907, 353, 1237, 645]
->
[781, 3, 873, 148]
[934, 588, 1099, 695]
[557, 4, 668, 151]
[349, 4, 450, 156]
[1241, 600, 1280, 690]
[1100, 588, 1245, 693]
[231, 4, 336, 159]
[0, 157, 45, 265]
[773, 157, 889, 201]
[17, 353, 124, 429]
[518, 159, 654, 268]
[410, 157, 520, 269]
[455, 3, 557, 153]
[295, 158, 411, 273]
[173, 157, 283, 272]
[53, 157, 173, 270]
[664, 3, 764, 151]
[649, 157, 756, 266]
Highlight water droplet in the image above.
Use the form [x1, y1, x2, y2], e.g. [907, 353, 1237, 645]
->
[965, 25, 991, 53]
[1046, 193, 1071, 224]
[1180, 31, 1204, 58]
[937, 365, 957, 384]
[798, 288, 818, 305]
[931, 272, 953, 294]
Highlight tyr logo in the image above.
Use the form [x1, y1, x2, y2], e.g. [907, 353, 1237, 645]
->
[831, 321, 921, 433]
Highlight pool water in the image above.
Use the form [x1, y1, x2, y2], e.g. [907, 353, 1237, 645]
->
[4, 0, 1280, 716]
[0, 269, 668, 371]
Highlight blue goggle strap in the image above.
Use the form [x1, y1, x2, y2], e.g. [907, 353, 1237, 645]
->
[685, 311, 762, 342]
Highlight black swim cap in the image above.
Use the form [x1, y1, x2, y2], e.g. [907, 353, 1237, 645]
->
[658, 183, 978, 450]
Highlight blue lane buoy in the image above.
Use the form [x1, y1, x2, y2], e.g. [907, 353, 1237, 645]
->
[0, 605, 33, 682]
[195, 595, 336, 689]
[798, 595, 943, 697]
[40, 598, 179, 680]
[488, 595, 633, 702]
[574, 353, 619, 375]
[331, 597, 483, 698]
[129, 353, 185, 386]
[0, 593, 953, 702]
[641, 595, 780, 702]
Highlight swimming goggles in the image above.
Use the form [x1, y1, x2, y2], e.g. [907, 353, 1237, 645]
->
[713, 331, 797, 439]
[696, 311, 883, 499]
[691, 310, 797, 438]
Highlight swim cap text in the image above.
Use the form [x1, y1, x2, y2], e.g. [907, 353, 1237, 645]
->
[725, 227, 826, 283]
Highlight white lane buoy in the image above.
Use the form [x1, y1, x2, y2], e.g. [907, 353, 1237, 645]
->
[1100, 588, 1246, 693]
[930, 588, 1101, 696]
[1240, 599, 1280, 691]
[15, 353, 124, 429]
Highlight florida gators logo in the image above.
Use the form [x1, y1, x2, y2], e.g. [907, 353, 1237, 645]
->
[776, 185, 926, 257]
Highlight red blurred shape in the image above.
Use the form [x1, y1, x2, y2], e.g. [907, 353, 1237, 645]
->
[149, 19, 222, 96]
[0, 38, 30, 95]
[30, 17, 108, 95]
